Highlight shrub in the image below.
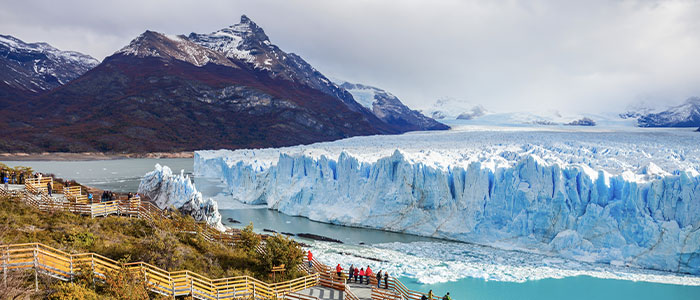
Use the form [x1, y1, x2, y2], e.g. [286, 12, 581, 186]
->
[260, 234, 304, 281]
[237, 222, 261, 254]
[49, 282, 99, 300]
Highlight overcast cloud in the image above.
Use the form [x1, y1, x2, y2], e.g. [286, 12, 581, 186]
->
[2, 0, 700, 113]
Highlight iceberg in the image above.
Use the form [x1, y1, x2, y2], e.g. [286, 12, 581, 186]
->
[195, 128, 700, 274]
[138, 164, 225, 231]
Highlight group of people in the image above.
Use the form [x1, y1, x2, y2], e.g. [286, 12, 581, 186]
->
[424, 290, 452, 300]
[100, 190, 117, 202]
[0, 171, 23, 185]
[336, 263, 389, 288]
[307, 251, 452, 300]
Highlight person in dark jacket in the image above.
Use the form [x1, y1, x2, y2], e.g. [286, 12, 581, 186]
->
[384, 272, 389, 289]
[47, 181, 52, 196]
[376, 270, 382, 288]
[348, 265, 354, 282]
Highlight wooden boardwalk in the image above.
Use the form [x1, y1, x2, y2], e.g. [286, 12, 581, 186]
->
[0, 182, 444, 300]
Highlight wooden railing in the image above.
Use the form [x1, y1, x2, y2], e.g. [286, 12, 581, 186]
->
[0, 242, 319, 299]
[24, 177, 53, 195]
[2, 185, 445, 299]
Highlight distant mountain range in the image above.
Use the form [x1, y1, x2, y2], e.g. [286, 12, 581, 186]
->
[0, 34, 98, 94]
[0, 16, 446, 153]
[622, 97, 700, 127]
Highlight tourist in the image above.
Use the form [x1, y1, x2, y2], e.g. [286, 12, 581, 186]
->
[127, 192, 133, 199]
[47, 181, 52, 196]
[3, 174, 8, 190]
[307, 251, 313, 268]
[336, 264, 343, 278]
[384, 271, 389, 289]
[88, 193, 93, 202]
[348, 264, 354, 281]
[428, 290, 434, 300]
[376, 270, 382, 288]
[359, 268, 365, 284]
[365, 266, 372, 285]
[353, 267, 359, 282]
[421, 295, 428, 300]
[442, 292, 451, 300]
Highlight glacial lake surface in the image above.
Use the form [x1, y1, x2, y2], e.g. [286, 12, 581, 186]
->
[4, 157, 699, 300]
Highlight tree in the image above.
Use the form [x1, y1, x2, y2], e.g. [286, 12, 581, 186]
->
[237, 222, 261, 254]
[260, 234, 304, 280]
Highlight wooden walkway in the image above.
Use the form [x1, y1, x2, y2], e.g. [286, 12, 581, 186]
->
[0, 183, 445, 300]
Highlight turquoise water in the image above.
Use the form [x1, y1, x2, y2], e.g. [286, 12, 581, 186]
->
[398, 275, 700, 300]
[220, 209, 700, 300]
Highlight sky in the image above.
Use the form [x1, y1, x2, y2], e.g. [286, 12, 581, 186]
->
[2, 0, 700, 114]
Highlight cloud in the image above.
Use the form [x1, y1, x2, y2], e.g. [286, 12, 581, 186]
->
[2, 0, 700, 113]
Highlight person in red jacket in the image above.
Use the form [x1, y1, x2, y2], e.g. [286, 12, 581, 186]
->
[353, 266, 359, 282]
[365, 266, 373, 285]
[336, 264, 343, 278]
[307, 251, 313, 268]
[359, 268, 365, 284]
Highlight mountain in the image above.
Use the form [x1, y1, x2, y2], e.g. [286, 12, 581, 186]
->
[635, 97, 700, 127]
[336, 81, 448, 131]
[0, 34, 98, 93]
[187, 16, 394, 130]
[0, 30, 394, 152]
[420, 97, 487, 120]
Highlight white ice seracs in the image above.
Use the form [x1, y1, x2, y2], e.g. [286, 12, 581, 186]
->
[195, 127, 700, 275]
[138, 164, 225, 231]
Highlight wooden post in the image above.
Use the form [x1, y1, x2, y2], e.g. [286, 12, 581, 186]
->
[70, 254, 74, 282]
[34, 244, 38, 292]
[3, 245, 7, 287]
[91, 254, 95, 289]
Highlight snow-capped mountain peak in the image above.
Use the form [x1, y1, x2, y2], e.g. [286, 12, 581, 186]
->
[188, 15, 371, 115]
[0, 34, 98, 92]
[336, 81, 449, 131]
[115, 30, 238, 68]
[421, 97, 488, 120]
[633, 97, 700, 127]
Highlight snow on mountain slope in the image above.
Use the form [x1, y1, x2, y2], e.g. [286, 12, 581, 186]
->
[0, 34, 98, 92]
[635, 97, 700, 127]
[195, 127, 700, 275]
[138, 164, 224, 230]
[420, 97, 488, 120]
[336, 81, 448, 131]
[116, 30, 238, 68]
[188, 16, 366, 114]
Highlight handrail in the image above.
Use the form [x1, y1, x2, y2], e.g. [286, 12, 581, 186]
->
[2, 185, 442, 299]
[1, 242, 319, 299]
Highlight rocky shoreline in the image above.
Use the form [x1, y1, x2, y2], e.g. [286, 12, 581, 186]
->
[0, 152, 194, 161]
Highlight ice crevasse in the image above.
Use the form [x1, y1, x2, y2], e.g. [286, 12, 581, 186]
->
[195, 149, 700, 274]
[138, 164, 225, 231]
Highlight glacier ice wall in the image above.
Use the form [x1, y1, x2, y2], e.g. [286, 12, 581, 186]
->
[138, 164, 225, 231]
[196, 150, 700, 274]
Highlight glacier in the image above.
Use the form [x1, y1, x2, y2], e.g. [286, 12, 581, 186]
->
[195, 128, 700, 275]
[138, 164, 225, 231]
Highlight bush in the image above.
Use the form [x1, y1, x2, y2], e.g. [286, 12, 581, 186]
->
[237, 222, 261, 254]
[260, 234, 305, 281]
[49, 282, 99, 300]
